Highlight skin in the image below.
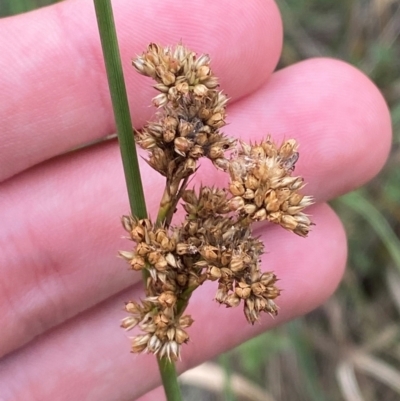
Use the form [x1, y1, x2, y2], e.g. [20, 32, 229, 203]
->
[0, 0, 392, 400]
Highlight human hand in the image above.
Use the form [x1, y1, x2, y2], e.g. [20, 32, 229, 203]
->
[0, 0, 391, 400]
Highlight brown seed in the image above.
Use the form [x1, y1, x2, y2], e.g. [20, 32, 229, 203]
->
[155, 258, 168, 271]
[202, 245, 219, 262]
[207, 265, 222, 280]
[207, 112, 225, 128]
[138, 135, 157, 149]
[260, 272, 276, 287]
[225, 293, 241, 308]
[121, 316, 139, 330]
[245, 174, 259, 190]
[175, 328, 189, 344]
[174, 137, 191, 156]
[215, 287, 228, 303]
[162, 129, 175, 143]
[230, 254, 245, 272]
[153, 83, 170, 93]
[253, 208, 267, 221]
[189, 145, 204, 159]
[176, 81, 189, 94]
[251, 282, 266, 296]
[220, 250, 232, 267]
[229, 196, 245, 211]
[235, 283, 251, 299]
[176, 243, 191, 255]
[243, 204, 257, 215]
[183, 158, 197, 174]
[131, 334, 151, 353]
[203, 76, 219, 89]
[229, 181, 245, 196]
[179, 315, 194, 328]
[197, 65, 211, 79]
[265, 191, 280, 212]
[152, 93, 168, 108]
[154, 312, 169, 328]
[130, 224, 146, 243]
[243, 188, 255, 199]
[125, 301, 141, 314]
[130, 256, 146, 271]
[193, 84, 208, 97]
[213, 157, 229, 171]
[158, 291, 177, 308]
[208, 145, 224, 160]
[254, 187, 267, 208]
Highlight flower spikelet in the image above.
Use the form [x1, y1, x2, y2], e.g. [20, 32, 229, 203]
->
[133, 43, 235, 179]
[227, 137, 314, 237]
[120, 215, 202, 359]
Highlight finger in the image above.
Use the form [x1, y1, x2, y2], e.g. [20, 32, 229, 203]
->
[0, 0, 282, 181]
[224, 57, 392, 201]
[0, 204, 347, 401]
[0, 58, 390, 358]
[136, 387, 165, 401]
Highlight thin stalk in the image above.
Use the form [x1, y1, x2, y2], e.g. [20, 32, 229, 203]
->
[93, 1, 182, 400]
[156, 176, 190, 226]
[157, 358, 182, 401]
[93, 0, 146, 219]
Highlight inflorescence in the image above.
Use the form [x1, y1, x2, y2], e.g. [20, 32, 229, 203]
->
[120, 44, 314, 360]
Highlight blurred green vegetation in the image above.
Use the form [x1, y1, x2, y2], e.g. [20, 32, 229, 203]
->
[0, 0, 57, 15]
[3, 0, 400, 400]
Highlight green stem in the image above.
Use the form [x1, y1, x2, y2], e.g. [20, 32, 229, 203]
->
[176, 283, 199, 315]
[93, 1, 182, 400]
[93, 0, 146, 219]
[157, 357, 182, 401]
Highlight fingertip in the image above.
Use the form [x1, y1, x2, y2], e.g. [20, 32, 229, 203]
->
[0, 0, 283, 181]
[115, 0, 283, 115]
[227, 57, 392, 201]
[296, 58, 392, 198]
[277, 202, 347, 315]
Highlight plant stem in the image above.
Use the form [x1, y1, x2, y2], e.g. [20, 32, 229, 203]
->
[93, 0, 146, 219]
[157, 357, 182, 401]
[93, 1, 182, 400]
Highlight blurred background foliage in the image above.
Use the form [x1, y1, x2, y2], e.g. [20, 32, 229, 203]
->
[2, 0, 399, 400]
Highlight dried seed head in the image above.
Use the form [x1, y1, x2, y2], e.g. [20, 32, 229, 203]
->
[122, 44, 313, 357]
[227, 139, 313, 235]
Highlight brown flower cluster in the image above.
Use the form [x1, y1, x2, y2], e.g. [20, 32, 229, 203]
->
[182, 187, 281, 322]
[133, 44, 235, 226]
[228, 139, 314, 237]
[120, 44, 313, 360]
[120, 216, 197, 360]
